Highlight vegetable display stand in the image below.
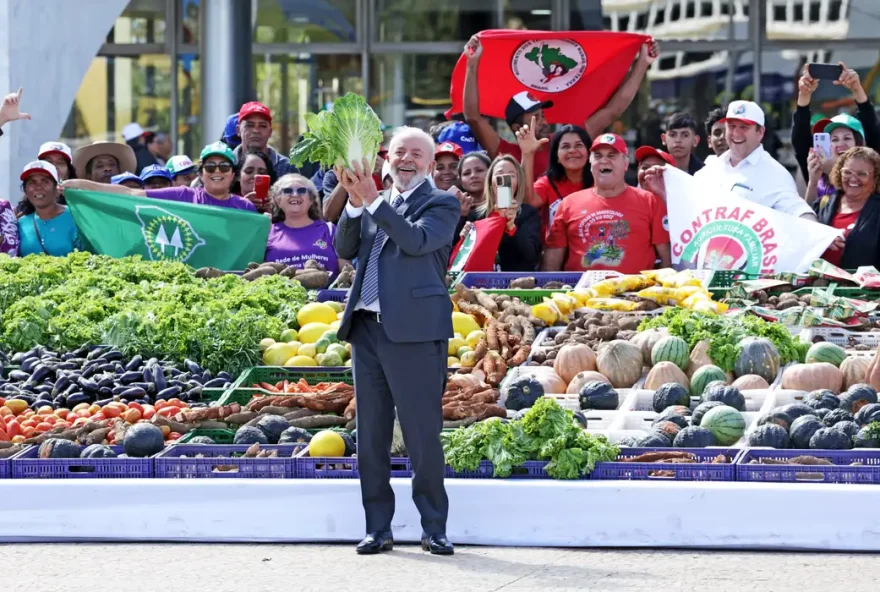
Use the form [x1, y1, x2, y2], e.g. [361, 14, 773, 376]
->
[297, 456, 411, 479]
[736, 448, 880, 485]
[154, 444, 305, 478]
[178, 428, 237, 444]
[607, 411, 759, 447]
[801, 327, 880, 349]
[445, 460, 555, 479]
[316, 289, 349, 303]
[453, 272, 584, 304]
[11, 446, 153, 479]
[621, 389, 772, 413]
[218, 366, 353, 406]
[591, 447, 742, 481]
[575, 270, 712, 290]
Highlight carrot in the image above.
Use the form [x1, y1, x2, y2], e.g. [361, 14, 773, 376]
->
[261, 382, 282, 393]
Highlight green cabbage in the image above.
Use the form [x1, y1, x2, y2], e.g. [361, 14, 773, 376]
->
[290, 93, 384, 169]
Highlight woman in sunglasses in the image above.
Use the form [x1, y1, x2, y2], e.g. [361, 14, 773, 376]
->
[62, 142, 256, 212]
[264, 174, 342, 275]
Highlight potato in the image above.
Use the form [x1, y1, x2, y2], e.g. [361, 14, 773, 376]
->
[509, 277, 536, 289]
[261, 262, 288, 273]
[242, 267, 279, 281]
[194, 267, 226, 279]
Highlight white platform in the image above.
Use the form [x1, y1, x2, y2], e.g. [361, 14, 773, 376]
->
[3, 478, 880, 550]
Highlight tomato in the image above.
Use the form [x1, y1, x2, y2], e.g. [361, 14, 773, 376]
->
[34, 422, 53, 433]
[55, 421, 70, 430]
[11, 435, 25, 444]
[101, 406, 121, 419]
[0, 428, 9, 441]
[167, 432, 182, 440]
[22, 427, 36, 438]
[43, 416, 57, 425]
[5, 420, 20, 439]
[123, 409, 142, 424]
[54, 408, 70, 420]
[72, 402, 90, 413]
[127, 402, 144, 415]
[167, 398, 183, 407]
[77, 409, 91, 418]
[37, 406, 53, 416]
[0, 407, 12, 418]
[20, 419, 37, 430]
[142, 408, 156, 420]
[91, 413, 105, 421]
[88, 404, 101, 416]
[73, 417, 90, 427]
[154, 400, 168, 410]
[0, 397, 5, 406]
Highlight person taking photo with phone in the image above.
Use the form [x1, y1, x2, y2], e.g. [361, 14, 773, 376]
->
[449, 155, 541, 272]
[235, 151, 278, 213]
[793, 62, 880, 203]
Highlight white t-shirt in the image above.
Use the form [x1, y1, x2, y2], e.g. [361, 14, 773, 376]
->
[694, 145, 813, 218]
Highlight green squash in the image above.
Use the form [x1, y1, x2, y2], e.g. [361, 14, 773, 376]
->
[734, 337, 780, 384]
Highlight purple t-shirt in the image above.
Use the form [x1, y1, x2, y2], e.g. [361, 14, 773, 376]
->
[146, 186, 257, 212]
[265, 220, 339, 275]
[0, 199, 19, 257]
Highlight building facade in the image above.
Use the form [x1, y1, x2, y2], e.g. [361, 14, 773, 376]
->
[2, 0, 879, 199]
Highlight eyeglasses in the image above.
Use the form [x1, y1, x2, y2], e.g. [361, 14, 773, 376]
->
[203, 162, 233, 173]
[842, 168, 871, 180]
[281, 187, 310, 196]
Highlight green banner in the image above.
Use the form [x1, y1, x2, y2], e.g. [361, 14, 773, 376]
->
[65, 189, 269, 270]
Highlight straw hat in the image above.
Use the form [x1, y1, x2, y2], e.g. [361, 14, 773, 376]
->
[72, 141, 137, 179]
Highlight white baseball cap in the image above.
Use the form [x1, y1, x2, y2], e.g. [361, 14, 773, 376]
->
[20, 160, 59, 183]
[122, 122, 146, 141]
[381, 159, 392, 181]
[38, 141, 73, 163]
[166, 154, 196, 176]
[720, 100, 765, 127]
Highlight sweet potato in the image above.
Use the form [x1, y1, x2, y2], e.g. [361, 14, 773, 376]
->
[295, 270, 332, 289]
[475, 290, 499, 313]
[509, 277, 536, 289]
[242, 267, 278, 281]
[288, 415, 350, 428]
[195, 267, 226, 279]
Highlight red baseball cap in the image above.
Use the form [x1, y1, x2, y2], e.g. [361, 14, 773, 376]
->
[635, 146, 675, 166]
[435, 142, 463, 159]
[590, 133, 629, 156]
[378, 145, 388, 156]
[238, 101, 272, 123]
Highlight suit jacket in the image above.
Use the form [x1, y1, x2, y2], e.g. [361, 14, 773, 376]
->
[334, 181, 460, 343]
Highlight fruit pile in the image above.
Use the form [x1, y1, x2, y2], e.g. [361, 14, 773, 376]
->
[261, 302, 351, 368]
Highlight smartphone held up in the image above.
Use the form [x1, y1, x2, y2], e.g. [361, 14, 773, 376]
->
[496, 174, 513, 208]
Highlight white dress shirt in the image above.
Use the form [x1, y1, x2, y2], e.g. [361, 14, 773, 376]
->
[346, 180, 426, 313]
[694, 145, 813, 218]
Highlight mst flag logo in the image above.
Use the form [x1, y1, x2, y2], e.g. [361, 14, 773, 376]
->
[135, 205, 206, 262]
[512, 40, 587, 93]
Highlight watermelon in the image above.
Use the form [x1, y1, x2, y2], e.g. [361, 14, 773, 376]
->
[805, 342, 846, 367]
[700, 405, 745, 445]
[651, 336, 689, 371]
[690, 365, 727, 397]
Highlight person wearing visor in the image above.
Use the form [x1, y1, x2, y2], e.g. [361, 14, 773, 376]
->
[111, 172, 145, 189]
[433, 142, 463, 192]
[140, 164, 173, 190]
[264, 174, 341, 274]
[635, 146, 675, 190]
[64, 142, 256, 211]
[17, 161, 80, 257]
[72, 141, 137, 184]
[38, 142, 76, 181]
[166, 155, 199, 187]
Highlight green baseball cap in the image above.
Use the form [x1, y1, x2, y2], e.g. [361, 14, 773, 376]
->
[812, 113, 865, 138]
[199, 141, 236, 164]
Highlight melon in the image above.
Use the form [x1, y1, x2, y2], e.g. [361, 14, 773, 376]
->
[690, 365, 727, 397]
[805, 342, 846, 367]
[700, 405, 746, 445]
[651, 336, 690, 371]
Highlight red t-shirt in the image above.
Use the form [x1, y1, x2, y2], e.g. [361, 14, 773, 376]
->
[545, 186, 670, 273]
[821, 209, 860, 267]
[497, 139, 550, 177]
[534, 175, 584, 241]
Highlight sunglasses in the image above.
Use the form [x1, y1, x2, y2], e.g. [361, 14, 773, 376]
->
[202, 162, 233, 173]
[281, 187, 310, 196]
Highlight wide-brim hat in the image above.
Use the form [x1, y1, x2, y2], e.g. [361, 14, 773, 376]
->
[73, 141, 137, 179]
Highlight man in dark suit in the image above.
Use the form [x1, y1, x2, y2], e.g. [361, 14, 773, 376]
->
[334, 127, 460, 556]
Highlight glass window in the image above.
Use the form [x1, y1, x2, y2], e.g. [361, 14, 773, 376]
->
[177, 54, 202, 158]
[375, 0, 494, 42]
[601, 0, 749, 41]
[503, 0, 552, 30]
[181, 0, 200, 44]
[570, 0, 604, 30]
[254, 0, 358, 44]
[370, 54, 459, 128]
[108, 0, 167, 44]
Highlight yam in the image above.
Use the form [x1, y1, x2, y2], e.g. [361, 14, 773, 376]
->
[509, 277, 536, 289]
[242, 267, 278, 281]
[194, 267, 226, 279]
[261, 262, 289, 273]
[280, 266, 299, 278]
[288, 415, 349, 428]
[295, 270, 331, 289]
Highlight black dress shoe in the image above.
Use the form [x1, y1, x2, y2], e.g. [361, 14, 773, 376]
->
[421, 534, 454, 555]
[356, 531, 394, 555]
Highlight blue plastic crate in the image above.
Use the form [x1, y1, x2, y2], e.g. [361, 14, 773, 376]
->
[456, 272, 583, 290]
[12, 445, 154, 479]
[736, 448, 880, 484]
[154, 444, 306, 478]
[316, 289, 349, 303]
[297, 456, 411, 479]
[591, 447, 741, 481]
[445, 460, 553, 479]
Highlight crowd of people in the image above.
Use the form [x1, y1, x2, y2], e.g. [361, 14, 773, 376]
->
[2, 39, 880, 274]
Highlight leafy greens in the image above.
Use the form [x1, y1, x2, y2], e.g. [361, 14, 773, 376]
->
[289, 93, 384, 170]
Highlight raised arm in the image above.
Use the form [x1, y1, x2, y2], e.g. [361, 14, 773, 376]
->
[792, 69, 818, 183]
[322, 173, 349, 224]
[838, 63, 880, 152]
[515, 115, 549, 209]
[463, 35, 501, 157]
[62, 179, 146, 197]
[584, 41, 657, 139]
[0, 88, 31, 132]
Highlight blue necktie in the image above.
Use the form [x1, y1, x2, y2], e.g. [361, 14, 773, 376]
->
[361, 194, 404, 305]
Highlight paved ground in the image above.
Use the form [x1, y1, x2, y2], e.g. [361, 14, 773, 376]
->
[3, 544, 878, 591]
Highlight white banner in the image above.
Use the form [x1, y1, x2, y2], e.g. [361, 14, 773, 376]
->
[664, 167, 842, 274]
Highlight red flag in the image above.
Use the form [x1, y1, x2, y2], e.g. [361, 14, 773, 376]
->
[446, 30, 650, 124]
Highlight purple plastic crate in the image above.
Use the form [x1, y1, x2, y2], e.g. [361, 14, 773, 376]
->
[154, 444, 305, 478]
[12, 445, 153, 479]
[736, 448, 880, 484]
[316, 289, 348, 303]
[297, 456, 411, 479]
[591, 447, 741, 481]
[446, 460, 553, 479]
[456, 272, 583, 290]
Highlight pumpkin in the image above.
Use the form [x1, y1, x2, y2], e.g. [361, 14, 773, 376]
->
[747, 424, 790, 449]
[841, 356, 870, 391]
[734, 337, 780, 383]
[531, 371, 567, 395]
[731, 374, 771, 390]
[809, 427, 853, 450]
[781, 363, 843, 394]
[503, 376, 545, 411]
[553, 343, 597, 386]
[652, 383, 691, 412]
[578, 381, 619, 410]
[790, 415, 824, 449]
[596, 340, 643, 388]
[701, 384, 746, 411]
[869, 343, 880, 391]
[854, 403, 880, 426]
[630, 328, 669, 366]
[804, 390, 839, 412]
[565, 370, 611, 394]
[822, 408, 854, 427]
[839, 384, 878, 413]
[685, 340, 713, 378]
[644, 362, 690, 391]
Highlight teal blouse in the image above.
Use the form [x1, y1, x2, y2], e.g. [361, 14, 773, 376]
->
[18, 209, 80, 256]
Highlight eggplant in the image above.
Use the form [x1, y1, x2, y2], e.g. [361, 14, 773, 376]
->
[72, 345, 90, 358]
[156, 386, 182, 400]
[203, 378, 227, 389]
[96, 375, 115, 389]
[98, 386, 113, 397]
[34, 385, 53, 395]
[146, 357, 159, 368]
[100, 350, 123, 362]
[187, 385, 204, 398]
[53, 395, 67, 407]
[52, 375, 71, 395]
[55, 361, 79, 371]
[10, 393, 35, 405]
[112, 385, 130, 395]
[130, 381, 156, 395]
[80, 365, 97, 379]
[153, 368, 167, 392]
[60, 352, 76, 361]
[119, 371, 142, 384]
[29, 364, 52, 384]
[125, 355, 143, 371]
[36, 392, 53, 402]
[94, 397, 115, 407]
[66, 392, 91, 406]
[8, 370, 29, 382]
[95, 363, 115, 373]
[114, 363, 125, 374]
[20, 357, 39, 372]
[217, 372, 233, 382]
[79, 378, 100, 392]
[68, 358, 87, 367]
[86, 346, 108, 361]
[142, 366, 153, 384]
[119, 387, 147, 401]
